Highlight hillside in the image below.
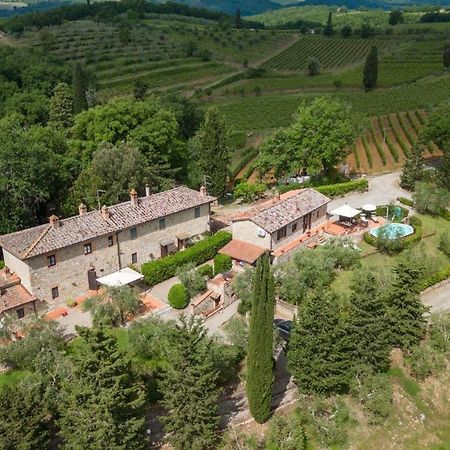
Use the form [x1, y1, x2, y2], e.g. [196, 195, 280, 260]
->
[153, 0, 280, 15]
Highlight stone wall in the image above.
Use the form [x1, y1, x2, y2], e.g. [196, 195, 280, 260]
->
[231, 220, 272, 249]
[0, 301, 36, 321]
[3, 251, 32, 293]
[8, 204, 211, 304]
[271, 205, 328, 250]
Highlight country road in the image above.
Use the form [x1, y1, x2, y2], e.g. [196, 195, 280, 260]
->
[422, 280, 450, 313]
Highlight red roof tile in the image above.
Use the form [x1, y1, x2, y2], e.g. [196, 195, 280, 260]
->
[0, 187, 216, 260]
[219, 239, 266, 264]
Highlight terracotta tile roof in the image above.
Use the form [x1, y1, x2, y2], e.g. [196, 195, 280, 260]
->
[235, 188, 330, 234]
[219, 239, 266, 264]
[0, 270, 36, 314]
[0, 187, 216, 260]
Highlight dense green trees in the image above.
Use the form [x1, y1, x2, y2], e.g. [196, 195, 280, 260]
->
[443, 41, 450, 70]
[246, 253, 275, 423]
[72, 62, 88, 114]
[413, 182, 450, 216]
[258, 98, 358, 177]
[82, 286, 142, 327]
[160, 316, 221, 450]
[387, 261, 427, 350]
[363, 46, 378, 91]
[189, 107, 231, 197]
[0, 374, 52, 449]
[58, 327, 147, 449]
[68, 141, 156, 211]
[49, 82, 74, 129]
[289, 291, 349, 395]
[307, 57, 320, 76]
[389, 10, 403, 25]
[347, 271, 391, 373]
[400, 143, 425, 190]
[0, 116, 72, 234]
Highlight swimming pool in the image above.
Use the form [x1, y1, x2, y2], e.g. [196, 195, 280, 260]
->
[370, 223, 414, 240]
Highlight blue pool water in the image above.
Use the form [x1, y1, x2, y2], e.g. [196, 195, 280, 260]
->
[370, 223, 414, 240]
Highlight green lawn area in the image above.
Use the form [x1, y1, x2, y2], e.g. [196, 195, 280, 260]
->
[0, 370, 29, 393]
[332, 214, 450, 298]
[66, 327, 129, 356]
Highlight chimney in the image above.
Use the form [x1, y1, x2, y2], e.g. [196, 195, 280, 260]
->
[49, 215, 60, 229]
[130, 188, 138, 207]
[101, 205, 110, 220]
[79, 203, 87, 216]
[199, 185, 207, 196]
[145, 184, 150, 197]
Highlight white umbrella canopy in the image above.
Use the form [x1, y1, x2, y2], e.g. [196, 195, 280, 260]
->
[362, 203, 377, 212]
[330, 204, 361, 218]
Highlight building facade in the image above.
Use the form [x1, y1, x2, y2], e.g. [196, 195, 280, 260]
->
[220, 189, 330, 266]
[0, 187, 215, 304]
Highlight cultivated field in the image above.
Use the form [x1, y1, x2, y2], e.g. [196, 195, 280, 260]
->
[23, 20, 293, 98]
[348, 110, 441, 175]
[263, 35, 389, 71]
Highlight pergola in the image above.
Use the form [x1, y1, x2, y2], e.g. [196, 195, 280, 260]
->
[96, 267, 144, 288]
[330, 204, 361, 224]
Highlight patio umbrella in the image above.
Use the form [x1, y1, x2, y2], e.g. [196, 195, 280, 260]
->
[362, 204, 377, 212]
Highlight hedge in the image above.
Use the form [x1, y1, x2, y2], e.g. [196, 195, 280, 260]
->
[197, 264, 214, 279]
[141, 231, 232, 286]
[375, 204, 409, 222]
[214, 254, 232, 275]
[419, 265, 450, 291]
[363, 215, 422, 251]
[398, 197, 414, 207]
[168, 284, 189, 309]
[278, 178, 368, 197]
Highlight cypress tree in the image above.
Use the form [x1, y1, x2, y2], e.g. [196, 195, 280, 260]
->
[160, 316, 221, 450]
[323, 11, 333, 36]
[72, 62, 88, 114]
[235, 8, 241, 29]
[49, 82, 74, 129]
[288, 291, 350, 395]
[443, 41, 450, 70]
[363, 46, 378, 91]
[246, 253, 275, 424]
[0, 374, 51, 449]
[400, 142, 425, 190]
[190, 107, 231, 197]
[387, 261, 427, 350]
[58, 327, 146, 449]
[347, 271, 391, 373]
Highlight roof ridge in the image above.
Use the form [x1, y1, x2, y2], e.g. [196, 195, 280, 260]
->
[21, 224, 51, 259]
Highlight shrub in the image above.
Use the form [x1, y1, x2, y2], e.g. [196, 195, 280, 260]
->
[214, 254, 232, 275]
[278, 179, 368, 197]
[233, 181, 266, 203]
[66, 298, 77, 308]
[363, 231, 377, 246]
[419, 265, 450, 291]
[168, 284, 189, 309]
[315, 179, 368, 197]
[439, 231, 450, 258]
[0, 261, 4, 270]
[176, 263, 206, 298]
[398, 197, 414, 207]
[430, 313, 450, 356]
[141, 231, 232, 286]
[197, 264, 214, 279]
[409, 343, 445, 381]
[376, 204, 408, 222]
[350, 368, 392, 424]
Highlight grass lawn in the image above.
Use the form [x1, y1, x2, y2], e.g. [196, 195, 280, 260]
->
[66, 327, 129, 356]
[332, 214, 450, 298]
[0, 370, 29, 393]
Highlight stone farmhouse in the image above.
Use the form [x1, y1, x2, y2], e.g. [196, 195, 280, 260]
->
[0, 186, 215, 307]
[0, 268, 38, 320]
[220, 188, 331, 266]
